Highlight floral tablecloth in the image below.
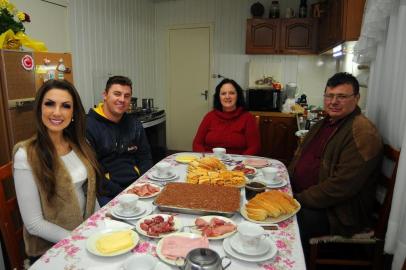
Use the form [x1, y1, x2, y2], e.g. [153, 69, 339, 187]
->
[30, 153, 306, 270]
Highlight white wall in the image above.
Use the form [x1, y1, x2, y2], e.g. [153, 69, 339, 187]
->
[12, 0, 70, 52]
[68, 0, 157, 110]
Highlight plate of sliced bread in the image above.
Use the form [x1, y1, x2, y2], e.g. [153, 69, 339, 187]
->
[241, 190, 300, 224]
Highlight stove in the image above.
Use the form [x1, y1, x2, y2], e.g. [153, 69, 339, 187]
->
[128, 108, 167, 163]
[128, 108, 165, 123]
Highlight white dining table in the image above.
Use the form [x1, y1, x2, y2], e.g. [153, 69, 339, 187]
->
[30, 153, 306, 270]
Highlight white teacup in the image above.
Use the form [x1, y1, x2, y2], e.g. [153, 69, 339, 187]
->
[118, 193, 139, 214]
[261, 167, 280, 184]
[155, 161, 171, 177]
[212, 147, 226, 159]
[237, 222, 266, 252]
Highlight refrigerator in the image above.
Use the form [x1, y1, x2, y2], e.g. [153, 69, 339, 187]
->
[0, 50, 73, 166]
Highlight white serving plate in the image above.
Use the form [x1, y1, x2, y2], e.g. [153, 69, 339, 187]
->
[190, 215, 237, 240]
[135, 214, 182, 238]
[156, 232, 207, 266]
[86, 228, 139, 257]
[240, 199, 301, 224]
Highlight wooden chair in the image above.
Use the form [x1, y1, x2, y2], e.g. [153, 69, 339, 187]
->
[0, 162, 25, 270]
[308, 144, 401, 270]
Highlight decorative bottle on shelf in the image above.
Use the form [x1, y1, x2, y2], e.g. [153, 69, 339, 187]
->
[299, 0, 307, 18]
[250, 2, 265, 18]
[269, 1, 280, 19]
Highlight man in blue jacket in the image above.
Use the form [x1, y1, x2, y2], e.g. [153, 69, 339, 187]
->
[87, 75, 152, 206]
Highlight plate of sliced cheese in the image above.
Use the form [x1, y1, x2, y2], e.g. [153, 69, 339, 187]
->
[175, 154, 200, 164]
[86, 228, 139, 256]
[241, 190, 301, 224]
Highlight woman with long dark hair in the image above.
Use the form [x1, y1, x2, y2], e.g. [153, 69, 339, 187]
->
[13, 80, 100, 258]
[193, 78, 260, 155]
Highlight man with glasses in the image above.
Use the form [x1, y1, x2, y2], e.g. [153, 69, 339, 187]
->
[288, 72, 383, 251]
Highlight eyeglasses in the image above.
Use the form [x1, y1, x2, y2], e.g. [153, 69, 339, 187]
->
[323, 93, 355, 101]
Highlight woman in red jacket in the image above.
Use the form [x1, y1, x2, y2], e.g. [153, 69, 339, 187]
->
[193, 79, 261, 155]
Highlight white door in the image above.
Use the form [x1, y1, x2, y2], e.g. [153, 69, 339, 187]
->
[168, 26, 211, 151]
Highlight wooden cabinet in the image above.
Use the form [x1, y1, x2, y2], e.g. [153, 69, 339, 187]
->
[280, 18, 317, 54]
[246, 18, 317, 55]
[246, 19, 279, 54]
[318, 0, 366, 53]
[252, 112, 298, 165]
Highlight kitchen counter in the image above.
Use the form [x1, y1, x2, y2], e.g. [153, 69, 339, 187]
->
[249, 111, 296, 118]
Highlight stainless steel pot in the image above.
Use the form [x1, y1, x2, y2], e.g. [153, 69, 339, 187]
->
[142, 98, 148, 109]
[181, 248, 231, 270]
[147, 98, 154, 109]
[142, 98, 154, 109]
[129, 97, 137, 111]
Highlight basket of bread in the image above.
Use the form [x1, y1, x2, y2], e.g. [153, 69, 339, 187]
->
[241, 190, 300, 223]
[186, 157, 246, 188]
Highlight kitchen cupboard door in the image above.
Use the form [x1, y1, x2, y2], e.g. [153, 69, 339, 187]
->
[280, 18, 318, 54]
[318, 0, 366, 53]
[258, 115, 297, 165]
[246, 19, 280, 54]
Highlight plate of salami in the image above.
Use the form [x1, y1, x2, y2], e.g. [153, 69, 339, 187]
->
[232, 164, 257, 178]
[135, 214, 182, 238]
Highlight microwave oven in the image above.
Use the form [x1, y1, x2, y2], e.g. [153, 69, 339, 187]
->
[245, 89, 282, 112]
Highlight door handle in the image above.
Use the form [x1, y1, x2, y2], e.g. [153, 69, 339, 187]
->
[8, 98, 35, 109]
[201, 90, 208, 100]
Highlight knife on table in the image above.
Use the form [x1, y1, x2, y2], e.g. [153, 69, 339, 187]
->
[261, 225, 278, 230]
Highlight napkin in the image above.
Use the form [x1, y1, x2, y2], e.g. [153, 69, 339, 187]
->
[96, 230, 134, 254]
[104, 219, 134, 229]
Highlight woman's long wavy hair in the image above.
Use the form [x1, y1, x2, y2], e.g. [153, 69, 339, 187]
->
[213, 78, 246, 111]
[29, 80, 101, 201]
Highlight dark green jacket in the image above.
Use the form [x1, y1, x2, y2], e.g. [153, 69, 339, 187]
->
[288, 107, 383, 236]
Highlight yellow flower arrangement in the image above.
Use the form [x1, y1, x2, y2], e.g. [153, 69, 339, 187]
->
[0, 0, 46, 51]
[0, 0, 30, 34]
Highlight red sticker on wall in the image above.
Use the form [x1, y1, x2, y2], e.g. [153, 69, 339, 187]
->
[21, 55, 34, 71]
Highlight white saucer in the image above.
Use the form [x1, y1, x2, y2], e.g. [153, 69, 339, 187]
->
[122, 254, 171, 270]
[229, 234, 269, 256]
[223, 237, 277, 262]
[221, 154, 233, 162]
[113, 205, 145, 218]
[253, 176, 287, 188]
[111, 201, 151, 220]
[151, 170, 176, 179]
[86, 228, 139, 257]
[147, 172, 178, 182]
[266, 178, 288, 188]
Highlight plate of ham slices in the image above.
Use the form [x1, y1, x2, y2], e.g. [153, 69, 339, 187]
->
[191, 216, 237, 240]
[156, 232, 209, 266]
[127, 182, 162, 198]
[242, 158, 270, 168]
